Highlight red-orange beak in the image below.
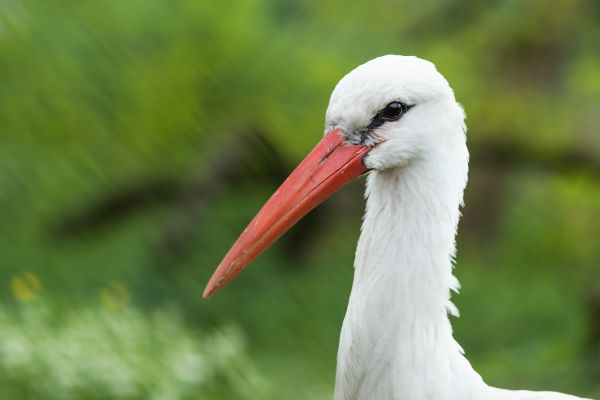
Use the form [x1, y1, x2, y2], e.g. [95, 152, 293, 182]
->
[203, 129, 371, 298]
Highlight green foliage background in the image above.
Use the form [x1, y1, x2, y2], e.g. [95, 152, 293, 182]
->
[1, 0, 599, 398]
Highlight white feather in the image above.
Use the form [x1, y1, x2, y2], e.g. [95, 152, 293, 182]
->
[325, 55, 591, 400]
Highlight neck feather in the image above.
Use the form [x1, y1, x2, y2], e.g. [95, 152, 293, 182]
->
[334, 139, 487, 399]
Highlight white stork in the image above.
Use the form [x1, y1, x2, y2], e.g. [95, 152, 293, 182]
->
[203, 55, 591, 400]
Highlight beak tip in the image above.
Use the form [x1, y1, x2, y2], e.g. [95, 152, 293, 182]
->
[202, 285, 214, 299]
[203, 276, 220, 299]
[203, 263, 231, 299]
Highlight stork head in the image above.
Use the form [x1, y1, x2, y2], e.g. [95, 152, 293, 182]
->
[203, 55, 465, 298]
[326, 55, 464, 171]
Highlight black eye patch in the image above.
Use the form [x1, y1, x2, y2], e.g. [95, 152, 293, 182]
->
[366, 101, 413, 131]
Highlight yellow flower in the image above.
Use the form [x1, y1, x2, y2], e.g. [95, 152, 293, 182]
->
[100, 281, 130, 309]
[11, 272, 41, 303]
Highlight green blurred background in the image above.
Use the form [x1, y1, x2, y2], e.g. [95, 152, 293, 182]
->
[1, 0, 599, 398]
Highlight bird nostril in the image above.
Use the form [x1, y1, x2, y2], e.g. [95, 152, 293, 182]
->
[357, 130, 384, 147]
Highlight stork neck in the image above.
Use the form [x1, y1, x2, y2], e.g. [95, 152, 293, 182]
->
[355, 161, 463, 319]
[334, 149, 485, 399]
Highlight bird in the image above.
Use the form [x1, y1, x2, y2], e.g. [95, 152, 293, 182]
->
[203, 55, 591, 400]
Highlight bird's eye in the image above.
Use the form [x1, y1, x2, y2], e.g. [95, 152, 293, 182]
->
[365, 101, 411, 132]
[382, 102, 405, 120]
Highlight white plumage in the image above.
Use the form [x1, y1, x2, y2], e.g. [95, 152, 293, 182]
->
[327, 55, 589, 400]
[204, 55, 592, 400]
